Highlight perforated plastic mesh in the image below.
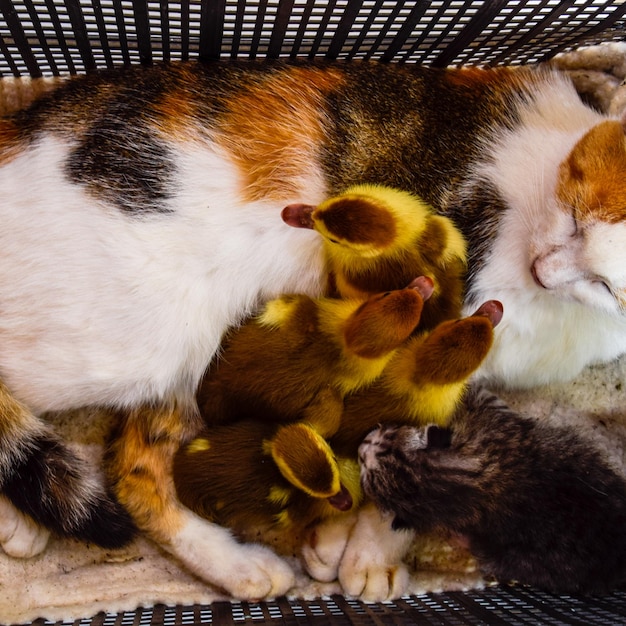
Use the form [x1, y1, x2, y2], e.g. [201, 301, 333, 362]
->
[0, 0, 624, 77]
[22, 588, 626, 626]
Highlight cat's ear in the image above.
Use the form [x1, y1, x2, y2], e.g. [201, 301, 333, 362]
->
[426, 425, 452, 448]
[616, 97, 626, 129]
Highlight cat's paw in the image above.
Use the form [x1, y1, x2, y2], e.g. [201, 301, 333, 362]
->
[301, 512, 358, 582]
[221, 542, 295, 600]
[170, 512, 295, 600]
[0, 495, 50, 558]
[337, 503, 414, 602]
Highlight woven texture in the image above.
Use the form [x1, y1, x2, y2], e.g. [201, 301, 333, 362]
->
[0, 0, 624, 77]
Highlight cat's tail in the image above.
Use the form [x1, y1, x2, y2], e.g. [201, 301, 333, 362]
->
[0, 382, 136, 551]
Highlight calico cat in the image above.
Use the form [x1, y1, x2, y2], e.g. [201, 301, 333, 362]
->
[359, 387, 626, 594]
[0, 60, 626, 600]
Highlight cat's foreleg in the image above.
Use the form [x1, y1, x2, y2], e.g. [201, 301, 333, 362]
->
[302, 502, 413, 602]
[0, 381, 136, 555]
[106, 404, 295, 600]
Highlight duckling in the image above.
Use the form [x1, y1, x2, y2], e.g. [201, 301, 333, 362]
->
[175, 299, 501, 540]
[196, 276, 432, 428]
[282, 184, 467, 330]
[175, 281, 431, 536]
[175, 185, 500, 544]
[174, 418, 362, 539]
[332, 299, 503, 458]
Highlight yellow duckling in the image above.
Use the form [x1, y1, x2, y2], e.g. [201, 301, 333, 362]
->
[282, 184, 467, 330]
[196, 277, 431, 428]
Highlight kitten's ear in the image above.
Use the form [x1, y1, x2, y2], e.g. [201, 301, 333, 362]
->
[426, 425, 452, 448]
[391, 516, 413, 531]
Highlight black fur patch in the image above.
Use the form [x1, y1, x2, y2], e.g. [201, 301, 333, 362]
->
[447, 180, 504, 296]
[65, 103, 175, 215]
[426, 425, 452, 449]
[3, 432, 136, 548]
[320, 64, 517, 207]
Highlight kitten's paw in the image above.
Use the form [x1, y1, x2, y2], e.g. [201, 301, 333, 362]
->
[0, 495, 50, 558]
[170, 513, 295, 600]
[337, 503, 414, 602]
[301, 512, 358, 582]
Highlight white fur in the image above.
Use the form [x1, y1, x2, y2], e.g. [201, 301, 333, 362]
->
[301, 503, 413, 602]
[468, 74, 626, 387]
[0, 136, 326, 412]
[0, 495, 49, 558]
[169, 510, 295, 600]
[0, 131, 327, 596]
[338, 504, 412, 602]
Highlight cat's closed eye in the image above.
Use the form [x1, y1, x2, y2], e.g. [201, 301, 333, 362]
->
[593, 279, 612, 294]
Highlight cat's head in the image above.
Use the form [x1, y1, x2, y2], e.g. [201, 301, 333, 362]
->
[531, 120, 626, 315]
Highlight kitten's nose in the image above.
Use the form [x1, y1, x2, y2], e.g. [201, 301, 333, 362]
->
[358, 429, 383, 467]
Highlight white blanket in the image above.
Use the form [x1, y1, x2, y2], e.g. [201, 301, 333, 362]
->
[3, 355, 626, 624]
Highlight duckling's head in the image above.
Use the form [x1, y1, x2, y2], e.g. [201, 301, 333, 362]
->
[282, 184, 435, 264]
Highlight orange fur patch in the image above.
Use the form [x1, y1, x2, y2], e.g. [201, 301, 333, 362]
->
[217, 66, 344, 202]
[150, 66, 207, 141]
[558, 121, 626, 224]
[0, 379, 37, 438]
[107, 404, 194, 543]
[0, 120, 23, 166]
[445, 66, 524, 90]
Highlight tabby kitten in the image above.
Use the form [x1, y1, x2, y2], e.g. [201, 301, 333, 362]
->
[0, 60, 625, 600]
[359, 388, 626, 594]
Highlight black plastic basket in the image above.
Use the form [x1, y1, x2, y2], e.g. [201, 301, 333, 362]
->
[18, 587, 626, 626]
[1, 2, 626, 625]
[0, 0, 624, 77]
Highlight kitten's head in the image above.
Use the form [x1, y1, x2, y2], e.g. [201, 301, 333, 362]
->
[358, 423, 482, 532]
[531, 120, 626, 314]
